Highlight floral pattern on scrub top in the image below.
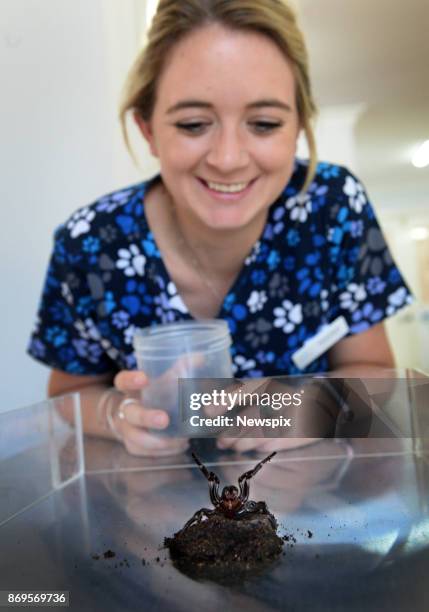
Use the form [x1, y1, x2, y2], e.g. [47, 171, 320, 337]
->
[27, 160, 414, 378]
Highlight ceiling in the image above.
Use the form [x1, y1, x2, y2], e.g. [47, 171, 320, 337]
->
[295, 0, 429, 210]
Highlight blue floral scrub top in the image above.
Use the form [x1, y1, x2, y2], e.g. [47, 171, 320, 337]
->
[27, 160, 413, 378]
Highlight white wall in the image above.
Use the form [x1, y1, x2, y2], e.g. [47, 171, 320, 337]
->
[0, 0, 158, 410]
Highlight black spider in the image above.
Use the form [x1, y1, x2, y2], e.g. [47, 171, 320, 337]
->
[182, 451, 277, 531]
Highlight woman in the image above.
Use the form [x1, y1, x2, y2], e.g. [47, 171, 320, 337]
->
[27, 0, 412, 456]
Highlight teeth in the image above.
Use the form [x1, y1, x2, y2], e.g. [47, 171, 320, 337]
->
[206, 181, 249, 193]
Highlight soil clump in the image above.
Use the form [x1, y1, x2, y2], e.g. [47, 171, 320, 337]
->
[165, 512, 283, 583]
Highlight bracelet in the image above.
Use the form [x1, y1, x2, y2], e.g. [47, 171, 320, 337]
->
[105, 395, 126, 441]
[106, 396, 137, 441]
[96, 388, 115, 429]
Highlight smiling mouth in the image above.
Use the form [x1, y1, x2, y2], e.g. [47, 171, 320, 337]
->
[199, 178, 256, 194]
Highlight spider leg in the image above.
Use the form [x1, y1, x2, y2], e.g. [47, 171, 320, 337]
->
[181, 507, 216, 531]
[192, 452, 221, 505]
[236, 501, 277, 530]
[238, 452, 276, 502]
[238, 452, 277, 483]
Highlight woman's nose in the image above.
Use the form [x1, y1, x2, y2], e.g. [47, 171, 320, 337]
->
[205, 126, 250, 172]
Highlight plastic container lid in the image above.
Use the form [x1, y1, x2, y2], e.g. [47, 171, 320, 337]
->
[133, 320, 232, 359]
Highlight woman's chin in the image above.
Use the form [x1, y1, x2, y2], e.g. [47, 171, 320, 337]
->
[193, 206, 267, 233]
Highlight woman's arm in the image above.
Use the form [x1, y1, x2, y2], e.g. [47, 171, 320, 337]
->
[48, 369, 119, 440]
[216, 322, 396, 453]
[48, 369, 189, 455]
[327, 321, 395, 376]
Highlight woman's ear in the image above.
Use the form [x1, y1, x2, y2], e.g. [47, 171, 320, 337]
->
[134, 111, 159, 157]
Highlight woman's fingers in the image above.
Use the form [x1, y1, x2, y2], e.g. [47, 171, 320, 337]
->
[204, 378, 270, 417]
[217, 436, 264, 452]
[161, 352, 205, 383]
[217, 436, 322, 453]
[122, 420, 189, 457]
[114, 370, 147, 392]
[112, 368, 190, 457]
[124, 438, 190, 457]
[121, 399, 169, 430]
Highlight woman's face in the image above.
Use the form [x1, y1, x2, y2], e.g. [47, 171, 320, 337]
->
[138, 23, 301, 232]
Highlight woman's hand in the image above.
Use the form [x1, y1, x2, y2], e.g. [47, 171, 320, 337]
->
[204, 377, 336, 454]
[216, 435, 321, 454]
[113, 370, 189, 457]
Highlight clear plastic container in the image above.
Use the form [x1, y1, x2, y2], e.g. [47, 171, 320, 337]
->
[133, 320, 233, 434]
[0, 393, 83, 527]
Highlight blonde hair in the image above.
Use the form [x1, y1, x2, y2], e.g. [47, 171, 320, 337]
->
[120, 0, 318, 192]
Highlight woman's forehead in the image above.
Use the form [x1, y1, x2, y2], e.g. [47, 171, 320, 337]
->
[155, 23, 296, 110]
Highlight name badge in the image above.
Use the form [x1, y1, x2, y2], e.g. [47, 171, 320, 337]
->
[291, 316, 350, 370]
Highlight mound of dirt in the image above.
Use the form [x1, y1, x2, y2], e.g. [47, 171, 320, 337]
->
[165, 512, 283, 583]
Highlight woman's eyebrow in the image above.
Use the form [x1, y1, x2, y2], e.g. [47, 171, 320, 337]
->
[247, 99, 292, 112]
[166, 100, 212, 114]
[166, 99, 292, 114]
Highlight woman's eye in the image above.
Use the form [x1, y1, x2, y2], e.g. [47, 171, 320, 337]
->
[175, 122, 210, 134]
[249, 121, 283, 133]
[174, 120, 282, 135]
